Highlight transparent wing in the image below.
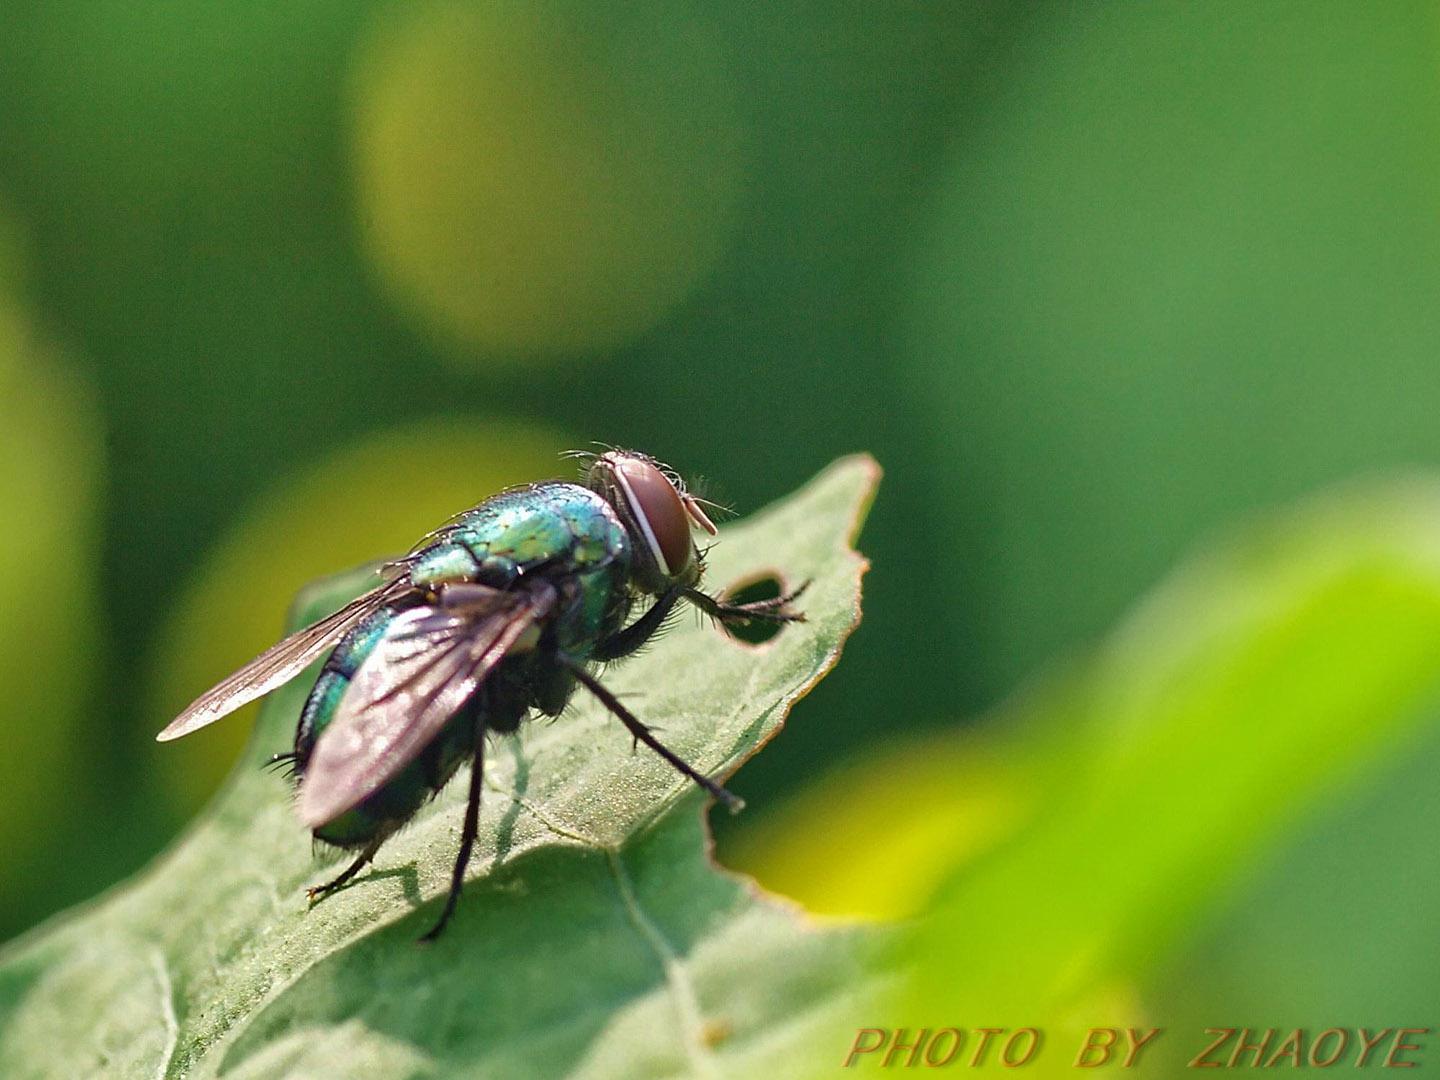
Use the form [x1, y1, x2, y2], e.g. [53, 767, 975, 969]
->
[297, 585, 554, 828]
[156, 574, 412, 742]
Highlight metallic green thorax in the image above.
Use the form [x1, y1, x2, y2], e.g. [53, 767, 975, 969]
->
[296, 482, 634, 846]
[409, 482, 630, 652]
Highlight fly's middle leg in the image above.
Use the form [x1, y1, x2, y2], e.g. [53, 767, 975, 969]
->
[591, 586, 684, 661]
[558, 654, 744, 814]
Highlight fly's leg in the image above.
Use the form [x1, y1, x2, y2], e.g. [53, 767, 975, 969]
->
[683, 579, 810, 626]
[591, 586, 684, 662]
[558, 655, 744, 813]
[307, 836, 385, 903]
[419, 726, 486, 942]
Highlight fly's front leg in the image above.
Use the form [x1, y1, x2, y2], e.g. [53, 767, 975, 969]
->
[683, 579, 810, 627]
[591, 586, 684, 662]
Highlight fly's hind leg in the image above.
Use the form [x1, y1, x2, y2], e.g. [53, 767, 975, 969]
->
[307, 835, 386, 904]
[419, 725, 487, 942]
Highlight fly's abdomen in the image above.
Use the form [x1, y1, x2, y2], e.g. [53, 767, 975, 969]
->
[294, 605, 473, 847]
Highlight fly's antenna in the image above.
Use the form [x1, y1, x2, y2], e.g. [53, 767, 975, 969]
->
[688, 493, 732, 518]
[683, 475, 734, 531]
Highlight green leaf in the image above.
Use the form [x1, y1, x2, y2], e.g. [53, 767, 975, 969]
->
[0, 456, 883, 1080]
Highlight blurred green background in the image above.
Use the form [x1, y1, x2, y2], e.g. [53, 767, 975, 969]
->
[2, 0, 1440, 1050]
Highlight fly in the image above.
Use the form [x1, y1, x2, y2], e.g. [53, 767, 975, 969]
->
[157, 449, 805, 940]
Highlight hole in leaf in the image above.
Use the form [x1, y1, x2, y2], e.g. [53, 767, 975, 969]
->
[719, 572, 787, 646]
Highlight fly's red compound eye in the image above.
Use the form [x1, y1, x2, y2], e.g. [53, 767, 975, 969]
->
[610, 456, 694, 578]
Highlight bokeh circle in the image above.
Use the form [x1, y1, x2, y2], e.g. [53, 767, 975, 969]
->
[350, 0, 747, 359]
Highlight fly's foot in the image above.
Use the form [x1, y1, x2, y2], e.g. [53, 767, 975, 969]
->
[630, 720, 665, 752]
[687, 579, 810, 627]
[306, 840, 383, 905]
[306, 874, 356, 905]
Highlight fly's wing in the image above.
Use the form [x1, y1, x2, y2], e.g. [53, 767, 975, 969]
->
[297, 585, 554, 829]
[156, 574, 412, 742]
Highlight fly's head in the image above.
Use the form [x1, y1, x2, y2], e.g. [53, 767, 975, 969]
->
[585, 449, 718, 595]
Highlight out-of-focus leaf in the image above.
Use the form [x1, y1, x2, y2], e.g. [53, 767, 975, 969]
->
[725, 720, 1061, 921]
[0, 456, 882, 1080]
[1141, 710, 1440, 1072]
[898, 478, 1440, 1056]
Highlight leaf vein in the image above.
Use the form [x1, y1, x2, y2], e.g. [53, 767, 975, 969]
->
[605, 848, 718, 1079]
[149, 947, 179, 1080]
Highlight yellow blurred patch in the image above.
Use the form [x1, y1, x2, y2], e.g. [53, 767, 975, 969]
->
[146, 418, 570, 816]
[0, 269, 105, 872]
[725, 727, 1045, 921]
[348, 0, 746, 358]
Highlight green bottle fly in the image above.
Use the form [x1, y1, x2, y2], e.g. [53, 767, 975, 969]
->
[158, 450, 806, 939]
